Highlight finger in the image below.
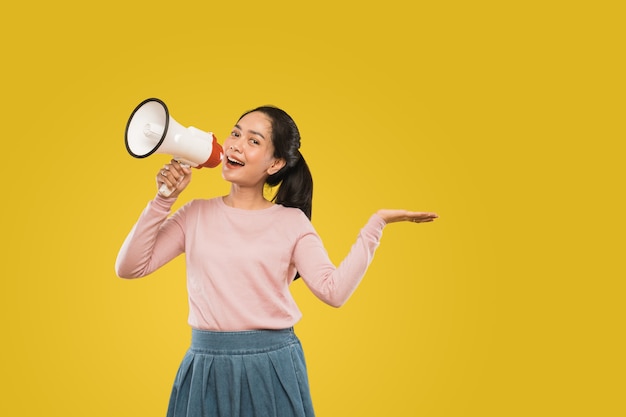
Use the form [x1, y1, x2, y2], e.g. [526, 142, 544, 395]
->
[412, 218, 434, 223]
[165, 163, 186, 183]
[173, 159, 191, 172]
[413, 212, 438, 219]
[410, 214, 438, 222]
[159, 167, 173, 182]
[158, 168, 178, 190]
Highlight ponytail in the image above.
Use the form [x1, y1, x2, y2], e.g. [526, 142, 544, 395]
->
[267, 153, 313, 220]
[240, 105, 313, 220]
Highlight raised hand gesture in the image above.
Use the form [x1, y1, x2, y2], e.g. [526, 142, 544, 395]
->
[376, 209, 438, 224]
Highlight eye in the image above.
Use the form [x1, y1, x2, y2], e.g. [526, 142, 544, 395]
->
[249, 138, 260, 145]
[231, 130, 240, 138]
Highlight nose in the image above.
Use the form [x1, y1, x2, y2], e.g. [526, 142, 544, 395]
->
[229, 136, 243, 152]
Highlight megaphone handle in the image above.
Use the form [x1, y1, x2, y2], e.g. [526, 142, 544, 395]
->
[158, 161, 190, 197]
[159, 183, 175, 197]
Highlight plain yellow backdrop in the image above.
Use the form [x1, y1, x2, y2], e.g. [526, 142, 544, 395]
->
[1, 1, 624, 416]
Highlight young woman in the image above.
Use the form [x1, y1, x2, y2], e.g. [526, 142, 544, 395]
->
[115, 106, 438, 417]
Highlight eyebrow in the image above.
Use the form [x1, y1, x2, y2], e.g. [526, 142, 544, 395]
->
[234, 124, 266, 140]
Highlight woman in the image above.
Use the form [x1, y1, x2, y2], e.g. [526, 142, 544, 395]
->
[115, 105, 438, 417]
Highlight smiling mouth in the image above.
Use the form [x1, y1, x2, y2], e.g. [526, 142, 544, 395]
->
[226, 156, 245, 167]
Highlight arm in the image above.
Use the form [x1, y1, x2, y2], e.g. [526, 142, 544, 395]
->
[115, 160, 193, 278]
[295, 211, 438, 307]
[114, 194, 186, 278]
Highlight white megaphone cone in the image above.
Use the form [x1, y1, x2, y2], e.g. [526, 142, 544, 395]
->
[125, 98, 223, 196]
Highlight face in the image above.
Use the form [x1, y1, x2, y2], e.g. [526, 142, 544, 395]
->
[221, 111, 286, 187]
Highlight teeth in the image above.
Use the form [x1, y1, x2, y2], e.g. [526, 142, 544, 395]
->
[227, 156, 244, 166]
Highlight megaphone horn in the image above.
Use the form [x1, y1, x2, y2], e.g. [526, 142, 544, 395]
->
[124, 98, 224, 196]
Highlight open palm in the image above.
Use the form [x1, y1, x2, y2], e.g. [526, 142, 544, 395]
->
[377, 209, 438, 224]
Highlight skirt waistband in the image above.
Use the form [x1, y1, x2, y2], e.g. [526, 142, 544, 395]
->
[190, 327, 297, 355]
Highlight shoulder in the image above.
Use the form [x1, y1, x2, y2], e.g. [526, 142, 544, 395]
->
[272, 204, 316, 234]
[174, 197, 221, 216]
[274, 204, 309, 222]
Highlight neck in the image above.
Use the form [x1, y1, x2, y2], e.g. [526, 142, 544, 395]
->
[224, 185, 272, 210]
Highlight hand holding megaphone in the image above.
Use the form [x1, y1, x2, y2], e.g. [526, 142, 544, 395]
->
[156, 159, 192, 198]
[125, 98, 224, 196]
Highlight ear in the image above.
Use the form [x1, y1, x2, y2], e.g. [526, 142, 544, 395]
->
[267, 158, 286, 175]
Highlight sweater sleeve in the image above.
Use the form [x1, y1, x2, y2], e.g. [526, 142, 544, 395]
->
[115, 194, 186, 278]
[294, 214, 387, 307]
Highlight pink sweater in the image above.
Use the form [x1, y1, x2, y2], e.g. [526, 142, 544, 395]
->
[115, 195, 387, 331]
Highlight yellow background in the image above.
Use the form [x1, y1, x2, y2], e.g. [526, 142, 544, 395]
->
[1, 1, 624, 416]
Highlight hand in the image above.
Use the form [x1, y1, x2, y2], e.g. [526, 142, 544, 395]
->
[376, 209, 438, 224]
[156, 159, 192, 198]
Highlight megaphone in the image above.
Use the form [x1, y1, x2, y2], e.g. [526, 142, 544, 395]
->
[125, 98, 224, 196]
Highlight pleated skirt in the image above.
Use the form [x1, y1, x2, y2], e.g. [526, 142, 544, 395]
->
[166, 328, 315, 417]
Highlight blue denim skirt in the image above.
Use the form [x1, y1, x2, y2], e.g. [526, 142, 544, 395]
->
[166, 328, 315, 417]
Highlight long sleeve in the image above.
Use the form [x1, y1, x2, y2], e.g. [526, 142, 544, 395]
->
[295, 214, 387, 307]
[115, 194, 186, 278]
[115, 197, 388, 330]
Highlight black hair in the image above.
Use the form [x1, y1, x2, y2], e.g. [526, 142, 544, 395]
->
[238, 106, 313, 220]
